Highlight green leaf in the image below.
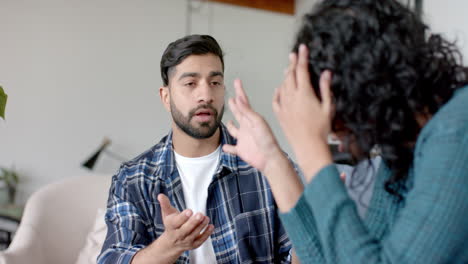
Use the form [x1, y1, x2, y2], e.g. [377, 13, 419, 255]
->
[11, 171, 19, 184]
[0, 167, 19, 184]
[0, 86, 7, 119]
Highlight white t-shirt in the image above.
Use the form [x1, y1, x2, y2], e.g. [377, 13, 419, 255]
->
[174, 145, 221, 264]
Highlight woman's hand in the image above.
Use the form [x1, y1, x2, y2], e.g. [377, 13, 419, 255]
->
[223, 79, 285, 173]
[273, 44, 334, 181]
[223, 79, 304, 212]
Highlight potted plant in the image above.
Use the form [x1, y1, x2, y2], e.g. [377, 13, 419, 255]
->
[1, 86, 16, 204]
[0, 167, 19, 205]
[0, 85, 6, 119]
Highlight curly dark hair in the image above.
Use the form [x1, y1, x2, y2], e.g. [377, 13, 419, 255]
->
[294, 0, 468, 197]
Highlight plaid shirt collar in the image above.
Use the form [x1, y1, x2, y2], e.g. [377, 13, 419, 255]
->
[152, 123, 239, 179]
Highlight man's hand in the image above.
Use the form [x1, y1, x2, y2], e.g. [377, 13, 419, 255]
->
[158, 194, 214, 252]
[131, 194, 214, 264]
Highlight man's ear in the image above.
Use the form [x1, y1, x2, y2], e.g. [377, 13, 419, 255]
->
[159, 86, 171, 112]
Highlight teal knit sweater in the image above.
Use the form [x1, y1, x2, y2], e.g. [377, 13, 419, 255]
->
[280, 87, 468, 263]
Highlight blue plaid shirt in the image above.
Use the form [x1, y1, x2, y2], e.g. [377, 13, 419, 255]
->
[98, 124, 292, 263]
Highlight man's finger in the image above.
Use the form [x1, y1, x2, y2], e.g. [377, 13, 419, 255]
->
[177, 213, 207, 240]
[192, 224, 215, 248]
[167, 209, 193, 229]
[185, 216, 211, 242]
[158, 194, 179, 218]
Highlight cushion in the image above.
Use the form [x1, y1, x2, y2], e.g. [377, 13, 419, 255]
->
[74, 208, 107, 264]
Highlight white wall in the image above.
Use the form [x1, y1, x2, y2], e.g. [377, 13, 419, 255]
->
[424, 0, 468, 64]
[0, 0, 301, 204]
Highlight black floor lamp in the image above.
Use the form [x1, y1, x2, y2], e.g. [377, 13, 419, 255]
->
[82, 138, 125, 170]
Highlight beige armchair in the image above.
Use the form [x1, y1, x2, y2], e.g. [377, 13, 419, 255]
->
[0, 174, 111, 264]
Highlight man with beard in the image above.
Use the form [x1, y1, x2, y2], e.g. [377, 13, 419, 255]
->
[98, 35, 293, 264]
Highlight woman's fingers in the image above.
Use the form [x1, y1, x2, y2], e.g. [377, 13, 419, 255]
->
[228, 98, 242, 123]
[284, 53, 298, 91]
[296, 44, 314, 94]
[222, 144, 238, 155]
[235, 97, 259, 127]
[228, 94, 255, 128]
[319, 70, 333, 116]
[234, 79, 251, 107]
[226, 120, 239, 138]
[272, 87, 281, 114]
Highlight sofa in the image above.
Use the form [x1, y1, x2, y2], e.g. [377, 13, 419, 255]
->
[0, 174, 112, 264]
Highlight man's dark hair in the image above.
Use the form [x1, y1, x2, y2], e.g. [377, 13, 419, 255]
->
[294, 0, 468, 197]
[160, 34, 224, 86]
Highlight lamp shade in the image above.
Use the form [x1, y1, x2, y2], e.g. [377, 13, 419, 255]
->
[82, 138, 111, 170]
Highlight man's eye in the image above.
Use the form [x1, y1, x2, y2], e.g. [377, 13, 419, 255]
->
[185, 82, 195, 87]
[211, 82, 221, 86]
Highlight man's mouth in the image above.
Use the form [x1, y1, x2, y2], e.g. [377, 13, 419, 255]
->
[193, 108, 215, 122]
[195, 111, 213, 116]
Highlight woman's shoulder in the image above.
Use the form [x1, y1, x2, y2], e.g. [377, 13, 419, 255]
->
[419, 86, 468, 138]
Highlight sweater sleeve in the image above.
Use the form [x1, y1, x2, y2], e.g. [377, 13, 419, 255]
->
[285, 123, 468, 263]
[279, 193, 325, 263]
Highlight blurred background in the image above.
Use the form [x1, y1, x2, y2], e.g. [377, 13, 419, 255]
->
[0, 0, 467, 205]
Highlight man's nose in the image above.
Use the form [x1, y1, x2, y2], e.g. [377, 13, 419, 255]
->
[197, 81, 214, 104]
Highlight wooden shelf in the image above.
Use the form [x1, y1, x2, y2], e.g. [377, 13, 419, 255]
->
[208, 0, 295, 15]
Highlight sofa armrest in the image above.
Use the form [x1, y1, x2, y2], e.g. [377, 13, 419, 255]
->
[0, 224, 45, 264]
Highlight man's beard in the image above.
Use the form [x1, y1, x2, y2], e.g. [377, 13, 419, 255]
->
[170, 100, 224, 139]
